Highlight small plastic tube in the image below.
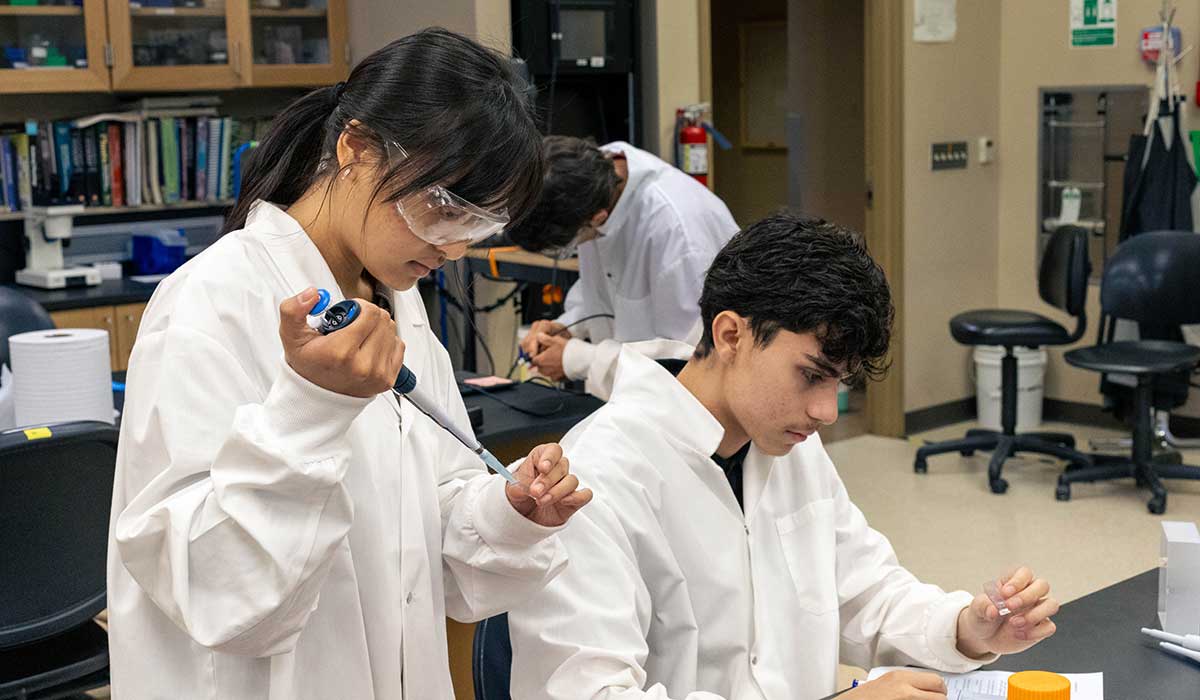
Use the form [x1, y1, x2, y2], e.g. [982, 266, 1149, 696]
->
[983, 579, 1012, 616]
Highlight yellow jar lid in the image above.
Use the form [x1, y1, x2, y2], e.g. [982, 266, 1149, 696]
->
[1008, 670, 1071, 700]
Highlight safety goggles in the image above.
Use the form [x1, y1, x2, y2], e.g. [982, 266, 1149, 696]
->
[384, 141, 511, 246]
[543, 224, 605, 260]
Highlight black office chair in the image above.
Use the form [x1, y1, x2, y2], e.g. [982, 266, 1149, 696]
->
[0, 287, 55, 369]
[472, 614, 513, 700]
[0, 421, 118, 699]
[1057, 231, 1200, 514]
[915, 226, 1092, 493]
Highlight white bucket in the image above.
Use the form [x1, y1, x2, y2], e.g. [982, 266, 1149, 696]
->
[973, 345, 1047, 432]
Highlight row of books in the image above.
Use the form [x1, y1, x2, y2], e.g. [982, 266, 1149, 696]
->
[0, 112, 272, 213]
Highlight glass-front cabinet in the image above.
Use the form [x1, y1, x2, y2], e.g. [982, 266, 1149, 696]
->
[0, 0, 110, 93]
[249, 0, 346, 87]
[107, 0, 242, 90]
[0, 0, 346, 93]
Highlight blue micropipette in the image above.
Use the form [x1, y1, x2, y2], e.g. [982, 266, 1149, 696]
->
[309, 294, 519, 485]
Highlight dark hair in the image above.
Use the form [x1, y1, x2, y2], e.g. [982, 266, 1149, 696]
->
[505, 135, 620, 252]
[224, 28, 543, 234]
[694, 212, 894, 386]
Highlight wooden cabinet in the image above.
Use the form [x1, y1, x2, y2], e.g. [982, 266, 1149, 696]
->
[114, 301, 144, 370]
[49, 300, 145, 371]
[0, 0, 347, 94]
[106, 0, 248, 91]
[0, 0, 112, 94]
[247, 1, 348, 87]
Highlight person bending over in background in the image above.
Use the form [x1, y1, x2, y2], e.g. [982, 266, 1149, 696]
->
[507, 135, 738, 398]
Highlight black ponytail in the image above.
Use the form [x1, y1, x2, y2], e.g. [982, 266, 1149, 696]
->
[223, 28, 544, 235]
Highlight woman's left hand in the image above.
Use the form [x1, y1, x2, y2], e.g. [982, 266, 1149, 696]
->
[505, 443, 593, 527]
[956, 566, 1060, 657]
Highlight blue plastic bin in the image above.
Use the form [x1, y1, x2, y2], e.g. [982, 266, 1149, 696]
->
[131, 229, 188, 275]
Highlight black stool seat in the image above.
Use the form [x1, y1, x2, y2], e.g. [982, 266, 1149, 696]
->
[1065, 340, 1200, 375]
[950, 310, 1071, 347]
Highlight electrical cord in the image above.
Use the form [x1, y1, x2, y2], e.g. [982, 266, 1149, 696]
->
[507, 313, 618, 378]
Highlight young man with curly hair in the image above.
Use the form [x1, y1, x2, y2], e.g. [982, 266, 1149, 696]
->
[506, 213, 1060, 700]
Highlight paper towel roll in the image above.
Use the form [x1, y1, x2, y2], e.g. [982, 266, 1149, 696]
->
[10, 328, 114, 428]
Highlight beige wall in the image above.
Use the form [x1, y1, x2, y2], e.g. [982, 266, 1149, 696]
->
[997, 0, 1200, 415]
[348, 0, 478, 62]
[902, 0, 1001, 411]
[649, 0, 705, 160]
[711, 0, 787, 225]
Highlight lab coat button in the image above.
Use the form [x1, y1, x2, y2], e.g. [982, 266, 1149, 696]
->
[406, 592, 414, 605]
[750, 654, 758, 665]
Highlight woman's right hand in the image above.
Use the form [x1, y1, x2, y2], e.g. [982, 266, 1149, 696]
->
[843, 670, 948, 700]
[279, 288, 406, 398]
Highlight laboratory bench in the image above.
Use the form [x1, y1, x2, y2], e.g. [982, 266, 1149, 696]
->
[987, 568, 1199, 700]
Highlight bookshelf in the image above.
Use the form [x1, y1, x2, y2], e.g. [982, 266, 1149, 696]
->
[0, 199, 234, 222]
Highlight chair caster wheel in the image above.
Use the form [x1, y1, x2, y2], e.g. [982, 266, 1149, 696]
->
[1065, 461, 1086, 473]
[1055, 483, 1071, 501]
[989, 479, 1009, 495]
[914, 458, 927, 474]
[1148, 495, 1167, 515]
[960, 449, 976, 457]
[1061, 436, 1076, 448]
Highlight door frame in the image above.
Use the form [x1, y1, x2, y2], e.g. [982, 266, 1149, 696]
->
[700, 0, 906, 437]
[862, 0, 905, 437]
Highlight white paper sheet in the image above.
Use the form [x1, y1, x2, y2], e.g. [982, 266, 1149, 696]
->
[867, 667, 1103, 700]
[914, 0, 957, 43]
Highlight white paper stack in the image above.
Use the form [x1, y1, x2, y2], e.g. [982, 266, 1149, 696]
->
[10, 329, 114, 428]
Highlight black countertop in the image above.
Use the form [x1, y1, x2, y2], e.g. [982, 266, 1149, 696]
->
[3, 278, 159, 312]
[987, 568, 1199, 700]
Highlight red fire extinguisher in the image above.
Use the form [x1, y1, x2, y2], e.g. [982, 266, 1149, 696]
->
[677, 107, 709, 185]
[675, 103, 731, 186]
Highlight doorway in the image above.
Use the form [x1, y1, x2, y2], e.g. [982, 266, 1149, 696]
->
[706, 0, 902, 438]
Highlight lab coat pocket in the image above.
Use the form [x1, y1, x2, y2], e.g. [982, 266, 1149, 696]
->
[776, 499, 838, 615]
[612, 291, 655, 341]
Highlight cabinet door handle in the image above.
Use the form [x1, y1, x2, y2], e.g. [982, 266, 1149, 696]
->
[232, 40, 243, 77]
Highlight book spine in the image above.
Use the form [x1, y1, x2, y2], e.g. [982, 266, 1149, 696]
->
[98, 124, 112, 207]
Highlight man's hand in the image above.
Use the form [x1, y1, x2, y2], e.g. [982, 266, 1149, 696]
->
[530, 333, 570, 382]
[843, 670, 947, 700]
[520, 320, 570, 358]
[505, 443, 593, 527]
[956, 567, 1059, 658]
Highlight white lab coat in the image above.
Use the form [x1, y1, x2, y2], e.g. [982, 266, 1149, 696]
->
[558, 143, 738, 388]
[107, 201, 567, 700]
[508, 347, 995, 700]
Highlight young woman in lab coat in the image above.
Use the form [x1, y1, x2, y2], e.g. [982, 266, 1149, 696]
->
[508, 136, 739, 396]
[506, 213, 1060, 700]
[107, 29, 592, 699]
